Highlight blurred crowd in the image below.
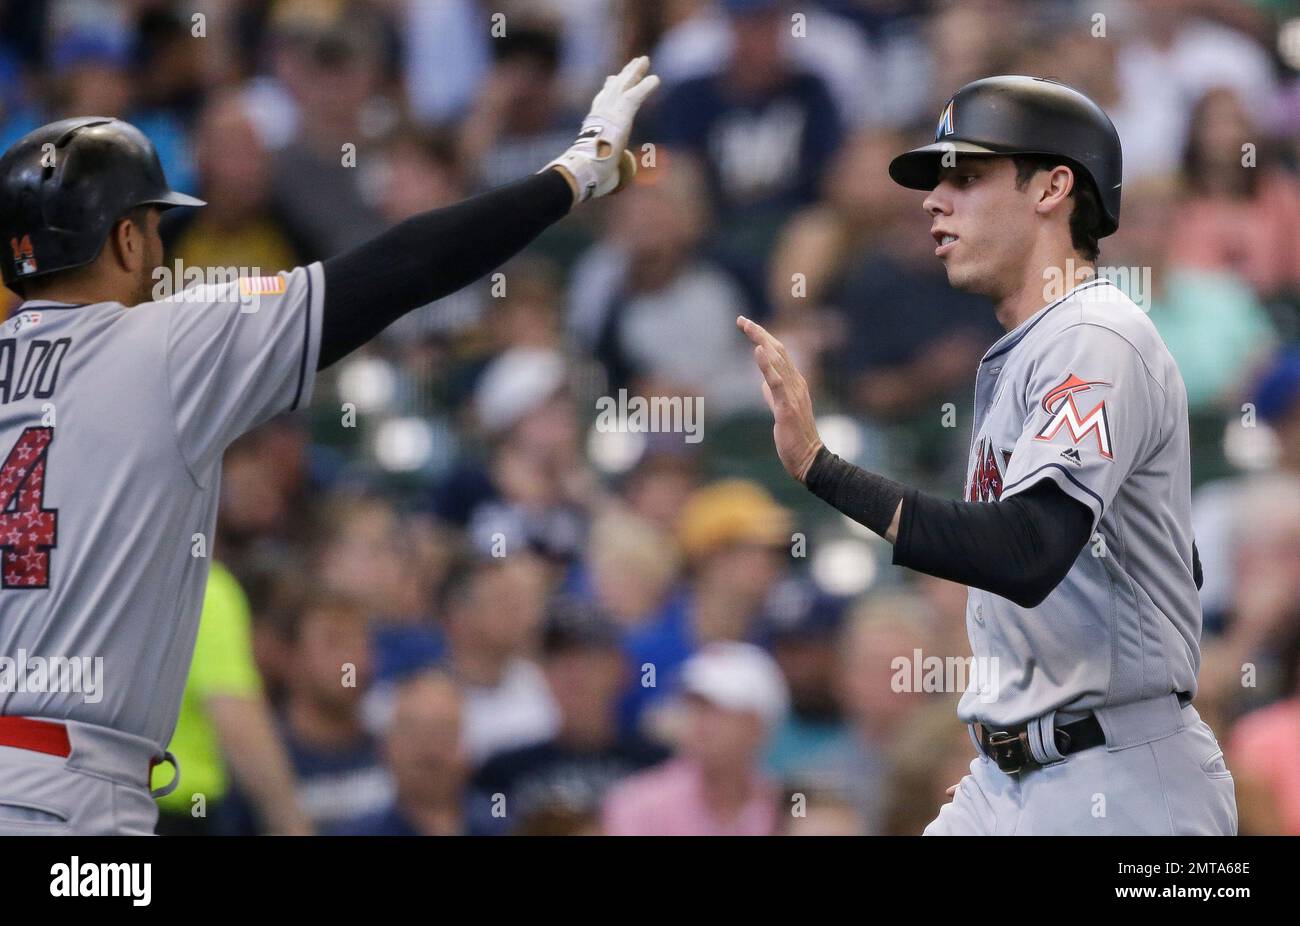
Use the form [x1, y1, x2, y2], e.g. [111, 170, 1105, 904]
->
[4, 0, 1300, 835]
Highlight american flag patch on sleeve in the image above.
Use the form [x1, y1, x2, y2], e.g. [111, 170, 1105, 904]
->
[239, 275, 286, 297]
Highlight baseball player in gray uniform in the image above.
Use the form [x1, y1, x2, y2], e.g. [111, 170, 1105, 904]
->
[0, 59, 658, 835]
[741, 76, 1237, 835]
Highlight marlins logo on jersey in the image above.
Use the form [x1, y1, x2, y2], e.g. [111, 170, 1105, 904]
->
[968, 437, 1013, 502]
[1033, 373, 1114, 460]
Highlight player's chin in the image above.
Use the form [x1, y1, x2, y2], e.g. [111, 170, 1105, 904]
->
[941, 259, 978, 292]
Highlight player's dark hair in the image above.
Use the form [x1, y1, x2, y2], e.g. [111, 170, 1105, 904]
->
[1011, 155, 1102, 262]
[16, 205, 156, 298]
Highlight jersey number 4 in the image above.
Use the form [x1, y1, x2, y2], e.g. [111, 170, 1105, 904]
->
[0, 427, 57, 589]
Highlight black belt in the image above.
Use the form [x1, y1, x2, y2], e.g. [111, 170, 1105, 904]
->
[974, 694, 1193, 775]
[973, 714, 1106, 775]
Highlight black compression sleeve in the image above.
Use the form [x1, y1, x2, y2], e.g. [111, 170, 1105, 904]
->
[804, 446, 907, 537]
[893, 480, 1093, 608]
[318, 169, 573, 369]
[801, 447, 1092, 607]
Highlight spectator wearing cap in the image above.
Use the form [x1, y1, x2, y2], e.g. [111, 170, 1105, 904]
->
[343, 670, 499, 836]
[432, 345, 598, 564]
[650, 0, 884, 127]
[603, 642, 789, 836]
[619, 479, 792, 735]
[470, 599, 668, 834]
[757, 577, 851, 782]
[650, 0, 845, 295]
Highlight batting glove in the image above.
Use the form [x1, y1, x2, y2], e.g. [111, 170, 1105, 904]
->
[542, 56, 660, 203]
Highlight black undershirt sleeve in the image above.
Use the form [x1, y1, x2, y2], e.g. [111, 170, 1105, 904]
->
[318, 169, 573, 369]
[893, 480, 1094, 608]
[804, 446, 908, 536]
[805, 447, 1093, 608]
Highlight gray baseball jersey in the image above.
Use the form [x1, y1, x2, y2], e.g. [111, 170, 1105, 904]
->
[959, 276, 1200, 726]
[0, 264, 322, 747]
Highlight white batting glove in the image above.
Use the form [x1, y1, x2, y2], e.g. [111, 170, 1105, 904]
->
[542, 56, 660, 203]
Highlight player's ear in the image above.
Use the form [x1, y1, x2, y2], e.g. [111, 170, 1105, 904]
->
[1035, 165, 1075, 220]
[106, 209, 150, 274]
[104, 216, 136, 274]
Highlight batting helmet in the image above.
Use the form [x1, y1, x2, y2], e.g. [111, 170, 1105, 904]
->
[888, 76, 1123, 236]
[0, 117, 205, 292]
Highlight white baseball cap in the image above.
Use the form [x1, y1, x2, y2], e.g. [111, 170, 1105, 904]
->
[679, 642, 790, 730]
[474, 347, 567, 435]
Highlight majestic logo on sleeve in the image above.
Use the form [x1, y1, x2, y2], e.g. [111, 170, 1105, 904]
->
[1033, 373, 1113, 460]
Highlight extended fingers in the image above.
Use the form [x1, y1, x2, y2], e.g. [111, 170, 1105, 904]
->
[739, 316, 797, 377]
[737, 315, 776, 349]
[625, 72, 660, 106]
[753, 343, 787, 396]
[617, 56, 650, 89]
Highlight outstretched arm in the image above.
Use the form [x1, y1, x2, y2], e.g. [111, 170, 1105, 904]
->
[738, 315, 1092, 608]
[318, 57, 659, 370]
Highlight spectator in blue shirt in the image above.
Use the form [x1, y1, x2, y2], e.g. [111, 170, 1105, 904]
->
[651, 0, 844, 296]
[272, 593, 394, 834]
[344, 669, 500, 836]
[471, 598, 668, 834]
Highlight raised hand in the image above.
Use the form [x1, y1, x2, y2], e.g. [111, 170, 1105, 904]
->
[737, 315, 824, 482]
[543, 56, 660, 203]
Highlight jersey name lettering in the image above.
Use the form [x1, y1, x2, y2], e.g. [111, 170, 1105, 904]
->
[0, 337, 72, 405]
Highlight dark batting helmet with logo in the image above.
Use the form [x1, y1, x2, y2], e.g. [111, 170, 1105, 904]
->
[0, 117, 205, 293]
[888, 76, 1123, 236]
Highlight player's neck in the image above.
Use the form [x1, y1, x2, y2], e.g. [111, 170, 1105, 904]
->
[22, 273, 138, 308]
[993, 246, 1096, 333]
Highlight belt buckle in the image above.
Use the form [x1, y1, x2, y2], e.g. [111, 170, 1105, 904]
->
[985, 728, 1028, 775]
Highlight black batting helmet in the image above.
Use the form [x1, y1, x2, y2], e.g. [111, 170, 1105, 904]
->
[889, 76, 1123, 236]
[0, 117, 205, 293]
